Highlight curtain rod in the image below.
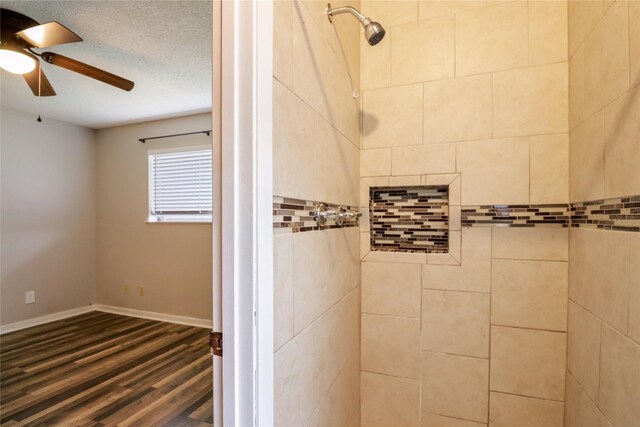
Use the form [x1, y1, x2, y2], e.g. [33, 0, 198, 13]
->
[138, 130, 212, 143]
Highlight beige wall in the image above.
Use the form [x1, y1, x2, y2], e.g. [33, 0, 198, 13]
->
[95, 113, 212, 321]
[1, 107, 96, 325]
[272, 0, 362, 425]
[359, 1, 570, 426]
[566, 1, 640, 426]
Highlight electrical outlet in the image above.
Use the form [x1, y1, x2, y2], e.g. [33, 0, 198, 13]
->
[25, 291, 36, 304]
[139, 286, 144, 297]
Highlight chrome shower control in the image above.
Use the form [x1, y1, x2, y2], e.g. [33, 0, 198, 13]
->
[311, 203, 361, 227]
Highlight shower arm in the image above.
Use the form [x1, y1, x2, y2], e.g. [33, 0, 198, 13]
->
[327, 4, 368, 24]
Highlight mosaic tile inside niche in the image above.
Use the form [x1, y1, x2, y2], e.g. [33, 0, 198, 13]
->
[369, 186, 449, 253]
[461, 204, 570, 228]
[273, 196, 359, 233]
[571, 195, 640, 232]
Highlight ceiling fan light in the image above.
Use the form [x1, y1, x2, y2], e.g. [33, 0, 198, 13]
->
[0, 49, 36, 74]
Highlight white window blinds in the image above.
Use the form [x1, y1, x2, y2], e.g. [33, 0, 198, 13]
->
[148, 149, 212, 222]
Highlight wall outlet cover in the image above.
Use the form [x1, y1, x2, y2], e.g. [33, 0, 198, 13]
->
[25, 291, 36, 304]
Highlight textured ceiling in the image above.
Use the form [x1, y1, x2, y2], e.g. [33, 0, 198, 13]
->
[0, 1, 212, 129]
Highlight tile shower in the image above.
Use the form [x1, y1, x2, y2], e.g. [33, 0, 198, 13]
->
[273, 1, 639, 426]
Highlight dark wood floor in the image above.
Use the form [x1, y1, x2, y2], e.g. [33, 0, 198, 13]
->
[0, 311, 213, 426]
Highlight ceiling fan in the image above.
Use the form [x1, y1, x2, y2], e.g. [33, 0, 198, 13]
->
[0, 8, 134, 96]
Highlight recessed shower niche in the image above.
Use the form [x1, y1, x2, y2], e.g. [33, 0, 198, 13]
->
[370, 186, 449, 253]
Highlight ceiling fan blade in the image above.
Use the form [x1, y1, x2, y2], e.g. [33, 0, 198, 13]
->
[41, 52, 134, 92]
[22, 63, 56, 96]
[16, 22, 82, 48]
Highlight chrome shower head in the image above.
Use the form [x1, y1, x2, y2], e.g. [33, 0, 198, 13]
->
[326, 3, 386, 46]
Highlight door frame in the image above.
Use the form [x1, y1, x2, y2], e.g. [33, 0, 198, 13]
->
[217, 0, 274, 425]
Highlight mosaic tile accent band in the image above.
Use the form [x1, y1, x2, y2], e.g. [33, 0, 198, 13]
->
[571, 195, 640, 232]
[273, 196, 359, 233]
[461, 204, 570, 228]
[370, 186, 449, 253]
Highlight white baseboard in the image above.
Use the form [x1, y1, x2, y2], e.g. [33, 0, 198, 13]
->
[92, 304, 212, 329]
[0, 304, 212, 335]
[0, 305, 94, 335]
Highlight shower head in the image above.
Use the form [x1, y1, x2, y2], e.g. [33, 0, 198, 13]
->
[326, 3, 386, 46]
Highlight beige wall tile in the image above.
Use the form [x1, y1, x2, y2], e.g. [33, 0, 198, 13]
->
[490, 326, 566, 400]
[569, 110, 605, 202]
[492, 228, 569, 261]
[604, 85, 640, 198]
[423, 74, 492, 144]
[422, 413, 485, 427]
[362, 0, 419, 27]
[630, 0, 640, 87]
[489, 392, 564, 427]
[362, 261, 421, 318]
[569, 228, 629, 334]
[423, 228, 491, 293]
[363, 84, 423, 148]
[457, 138, 529, 205]
[418, 1, 487, 21]
[273, 79, 315, 200]
[361, 371, 420, 427]
[529, 0, 568, 66]
[583, 0, 630, 118]
[361, 148, 392, 177]
[274, 233, 294, 351]
[275, 327, 316, 426]
[361, 176, 389, 207]
[565, 371, 613, 427]
[274, 0, 293, 87]
[422, 351, 489, 423]
[567, 301, 602, 402]
[360, 33, 390, 91]
[421, 290, 490, 358]
[491, 259, 568, 331]
[599, 324, 640, 427]
[329, 56, 361, 146]
[392, 143, 456, 175]
[630, 234, 640, 343]
[455, 2, 528, 76]
[493, 63, 569, 138]
[570, 43, 586, 130]
[362, 313, 421, 378]
[389, 175, 421, 186]
[568, 0, 603, 57]
[530, 133, 570, 204]
[391, 16, 455, 85]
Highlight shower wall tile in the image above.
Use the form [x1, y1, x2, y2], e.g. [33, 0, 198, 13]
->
[329, 57, 361, 146]
[361, 0, 419, 28]
[421, 351, 489, 423]
[489, 392, 564, 427]
[598, 324, 640, 427]
[530, 133, 570, 205]
[422, 227, 491, 292]
[273, 80, 315, 201]
[362, 262, 421, 317]
[418, 0, 487, 21]
[274, 233, 294, 350]
[423, 74, 492, 144]
[360, 33, 390, 91]
[389, 175, 421, 186]
[455, 1, 528, 76]
[567, 301, 602, 403]
[421, 413, 486, 427]
[362, 84, 423, 148]
[604, 85, 640, 199]
[630, 234, 640, 343]
[456, 137, 529, 205]
[361, 313, 421, 378]
[391, 143, 456, 175]
[360, 148, 391, 177]
[569, 110, 605, 203]
[630, 0, 640, 88]
[564, 372, 613, 427]
[390, 16, 455, 85]
[492, 226, 569, 262]
[493, 63, 569, 138]
[569, 43, 586, 130]
[490, 326, 567, 401]
[361, 371, 420, 427]
[421, 290, 490, 358]
[569, 228, 629, 334]
[568, 0, 602, 57]
[528, 0, 568, 66]
[491, 260, 568, 331]
[273, 0, 293, 88]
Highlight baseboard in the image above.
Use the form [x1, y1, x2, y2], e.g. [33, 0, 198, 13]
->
[92, 304, 212, 329]
[0, 305, 94, 335]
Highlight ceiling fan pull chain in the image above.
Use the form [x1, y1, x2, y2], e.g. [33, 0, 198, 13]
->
[37, 65, 42, 122]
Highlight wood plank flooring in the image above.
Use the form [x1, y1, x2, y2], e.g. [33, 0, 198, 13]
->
[0, 311, 213, 426]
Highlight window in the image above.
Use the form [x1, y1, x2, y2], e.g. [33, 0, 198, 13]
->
[148, 148, 212, 222]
